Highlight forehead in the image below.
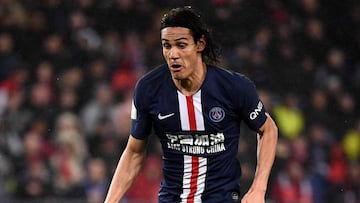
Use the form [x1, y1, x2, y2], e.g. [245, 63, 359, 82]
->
[161, 27, 193, 41]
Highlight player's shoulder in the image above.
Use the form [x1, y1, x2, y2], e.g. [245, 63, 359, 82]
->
[207, 65, 255, 87]
[139, 64, 169, 82]
[133, 64, 170, 107]
[136, 64, 170, 88]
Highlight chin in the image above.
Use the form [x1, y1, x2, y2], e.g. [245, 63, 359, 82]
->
[171, 73, 185, 80]
[171, 75, 182, 80]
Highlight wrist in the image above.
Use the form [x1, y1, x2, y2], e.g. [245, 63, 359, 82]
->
[249, 183, 267, 193]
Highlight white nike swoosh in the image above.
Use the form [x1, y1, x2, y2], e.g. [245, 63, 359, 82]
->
[158, 113, 175, 120]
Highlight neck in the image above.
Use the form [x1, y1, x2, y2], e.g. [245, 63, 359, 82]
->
[174, 63, 207, 96]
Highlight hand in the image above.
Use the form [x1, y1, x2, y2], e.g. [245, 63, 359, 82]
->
[241, 188, 266, 203]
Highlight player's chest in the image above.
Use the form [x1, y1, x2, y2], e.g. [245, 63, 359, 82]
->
[148, 89, 239, 133]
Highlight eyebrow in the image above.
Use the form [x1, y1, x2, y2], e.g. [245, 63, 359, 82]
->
[161, 37, 188, 42]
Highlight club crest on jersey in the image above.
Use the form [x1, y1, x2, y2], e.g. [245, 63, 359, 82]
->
[209, 107, 225, 122]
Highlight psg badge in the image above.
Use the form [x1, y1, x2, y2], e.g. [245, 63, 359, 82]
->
[209, 107, 225, 122]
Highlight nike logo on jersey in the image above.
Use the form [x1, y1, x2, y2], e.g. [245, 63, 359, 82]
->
[158, 113, 175, 120]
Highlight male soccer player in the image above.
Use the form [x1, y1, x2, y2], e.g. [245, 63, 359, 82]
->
[104, 6, 278, 203]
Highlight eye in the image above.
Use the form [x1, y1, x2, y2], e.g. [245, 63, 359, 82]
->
[162, 43, 171, 49]
[177, 43, 187, 49]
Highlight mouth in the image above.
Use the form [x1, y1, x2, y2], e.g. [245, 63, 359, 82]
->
[170, 64, 182, 72]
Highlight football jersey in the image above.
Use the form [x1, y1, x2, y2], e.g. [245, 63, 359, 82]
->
[130, 64, 267, 203]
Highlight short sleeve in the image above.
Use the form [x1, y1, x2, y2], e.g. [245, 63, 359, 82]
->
[236, 75, 267, 131]
[130, 80, 153, 139]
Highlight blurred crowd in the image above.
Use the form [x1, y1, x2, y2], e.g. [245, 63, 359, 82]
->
[0, 0, 359, 202]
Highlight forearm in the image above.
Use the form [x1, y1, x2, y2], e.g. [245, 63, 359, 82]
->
[251, 116, 278, 192]
[104, 137, 146, 203]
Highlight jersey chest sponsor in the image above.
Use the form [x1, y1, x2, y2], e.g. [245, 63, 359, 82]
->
[166, 132, 226, 155]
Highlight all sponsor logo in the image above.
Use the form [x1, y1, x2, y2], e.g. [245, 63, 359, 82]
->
[249, 101, 263, 120]
[209, 107, 225, 122]
[166, 133, 226, 154]
[231, 192, 239, 202]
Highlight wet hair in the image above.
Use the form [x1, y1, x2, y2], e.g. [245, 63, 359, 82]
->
[160, 6, 220, 65]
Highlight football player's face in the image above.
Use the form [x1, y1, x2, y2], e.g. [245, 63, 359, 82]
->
[161, 27, 204, 80]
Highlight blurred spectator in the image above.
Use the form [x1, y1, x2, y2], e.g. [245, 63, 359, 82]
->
[17, 118, 55, 165]
[80, 82, 115, 136]
[16, 159, 52, 199]
[244, 49, 270, 90]
[68, 10, 101, 52]
[295, 0, 323, 20]
[142, 10, 165, 68]
[87, 116, 120, 172]
[267, 0, 290, 26]
[125, 155, 162, 203]
[20, 9, 49, 64]
[55, 66, 85, 114]
[42, 0, 69, 35]
[50, 112, 88, 197]
[345, 161, 360, 202]
[342, 119, 360, 161]
[82, 158, 110, 203]
[273, 94, 305, 140]
[268, 40, 301, 94]
[314, 49, 350, 113]
[297, 55, 317, 97]
[40, 33, 71, 71]
[297, 18, 329, 65]
[305, 89, 330, 128]
[34, 61, 55, 86]
[82, 57, 111, 101]
[0, 32, 22, 82]
[30, 61, 56, 106]
[272, 159, 313, 203]
[326, 144, 349, 202]
[111, 90, 132, 139]
[333, 92, 357, 138]
[307, 123, 333, 177]
[57, 87, 80, 113]
[273, 138, 292, 174]
[291, 135, 309, 165]
[27, 77, 54, 119]
[0, 0, 27, 29]
[318, 49, 350, 87]
[57, 66, 84, 90]
[111, 33, 145, 92]
[100, 31, 122, 66]
[226, 43, 252, 74]
[0, 90, 32, 153]
[14, 118, 55, 198]
[258, 89, 274, 117]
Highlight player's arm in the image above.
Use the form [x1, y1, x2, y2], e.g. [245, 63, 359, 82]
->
[242, 113, 278, 203]
[104, 135, 147, 203]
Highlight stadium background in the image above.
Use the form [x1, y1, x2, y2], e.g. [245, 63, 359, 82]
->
[0, 0, 359, 202]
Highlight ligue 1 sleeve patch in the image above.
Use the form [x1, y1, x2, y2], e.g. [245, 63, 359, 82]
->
[209, 107, 225, 122]
[231, 191, 239, 202]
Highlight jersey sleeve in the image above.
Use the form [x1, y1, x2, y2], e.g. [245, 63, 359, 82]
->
[235, 74, 267, 131]
[130, 80, 153, 140]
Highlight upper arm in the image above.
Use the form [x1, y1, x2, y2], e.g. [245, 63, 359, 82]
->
[258, 113, 278, 136]
[126, 135, 148, 154]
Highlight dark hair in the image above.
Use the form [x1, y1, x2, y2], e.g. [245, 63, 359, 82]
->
[160, 6, 220, 65]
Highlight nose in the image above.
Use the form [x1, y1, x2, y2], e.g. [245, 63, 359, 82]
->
[169, 47, 180, 60]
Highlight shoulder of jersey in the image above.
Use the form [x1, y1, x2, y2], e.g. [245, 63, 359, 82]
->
[208, 65, 252, 84]
[137, 64, 170, 86]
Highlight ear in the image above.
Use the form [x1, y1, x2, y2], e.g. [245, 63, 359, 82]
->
[196, 35, 206, 52]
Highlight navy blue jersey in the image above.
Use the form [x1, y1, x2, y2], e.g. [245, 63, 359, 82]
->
[130, 64, 267, 203]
